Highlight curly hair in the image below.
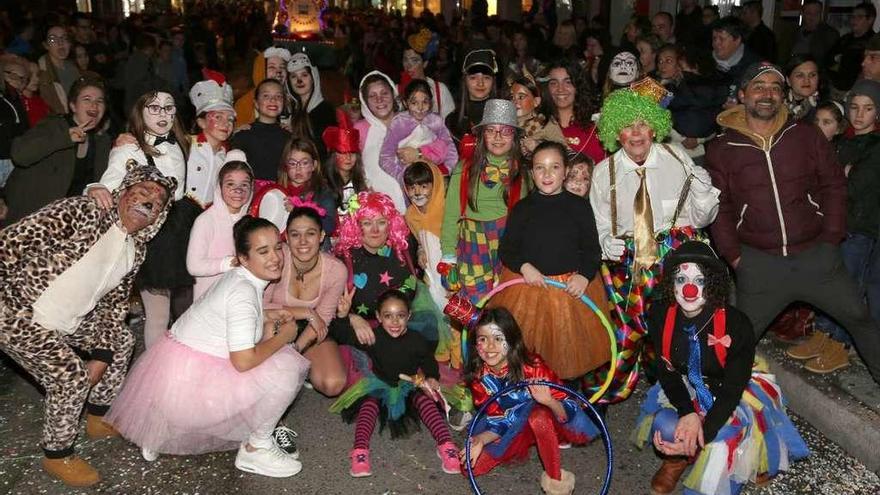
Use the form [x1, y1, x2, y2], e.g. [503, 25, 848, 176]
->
[333, 191, 410, 264]
[597, 89, 672, 152]
[656, 261, 731, 310]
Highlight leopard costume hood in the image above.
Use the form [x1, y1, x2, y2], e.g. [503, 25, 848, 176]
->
[112, 159, 178, 244]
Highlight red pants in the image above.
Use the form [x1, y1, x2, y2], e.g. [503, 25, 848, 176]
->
[466, 406, 565, 480]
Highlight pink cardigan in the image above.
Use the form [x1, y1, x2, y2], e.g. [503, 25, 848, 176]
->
[263, 248, 347, 324]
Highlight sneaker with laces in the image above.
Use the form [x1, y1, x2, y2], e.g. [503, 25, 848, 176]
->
[349, 448, 372, 477]
[272, 425, 300, 459]
[436, 441, 460, 474]
[235, 443, 302, 478]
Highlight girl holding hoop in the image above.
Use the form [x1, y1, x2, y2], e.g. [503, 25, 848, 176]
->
[493, 141, 611, 380]
[460, 308, 597, 495]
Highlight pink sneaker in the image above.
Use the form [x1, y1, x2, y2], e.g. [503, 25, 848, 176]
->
[349, 448, 372, 478]
[436, 441, 460, 474]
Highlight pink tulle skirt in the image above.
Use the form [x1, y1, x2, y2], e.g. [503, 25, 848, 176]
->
[106, 333, 310, 455]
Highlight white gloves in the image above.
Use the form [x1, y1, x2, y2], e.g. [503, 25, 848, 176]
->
[602, 236, 626, 260]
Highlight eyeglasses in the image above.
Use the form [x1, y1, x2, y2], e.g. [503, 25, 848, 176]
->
[482, 126, 516, 138]
[47, 35, 70, 45]
[145, 104, 177, 115]
[286, 159, 314, 170]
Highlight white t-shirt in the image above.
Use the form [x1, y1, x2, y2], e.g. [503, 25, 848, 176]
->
[172, 266, 270, 358]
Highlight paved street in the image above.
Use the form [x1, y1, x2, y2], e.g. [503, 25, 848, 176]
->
[1, 327, 879, 494]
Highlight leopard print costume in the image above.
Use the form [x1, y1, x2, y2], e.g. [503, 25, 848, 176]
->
[0, 162, 175, 458]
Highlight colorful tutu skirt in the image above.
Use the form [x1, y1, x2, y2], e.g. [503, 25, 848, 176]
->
[488, 268, 612, 379]
[455, 216, 506, 304]
[106, 333, 310, 455]
[329, 375, 421, 438]
[632, 369, 809, 495]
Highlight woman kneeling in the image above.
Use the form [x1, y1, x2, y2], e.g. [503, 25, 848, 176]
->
[107, 216, 310, 478]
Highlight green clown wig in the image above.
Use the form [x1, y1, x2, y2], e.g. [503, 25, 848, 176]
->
[597, 89, 672, 152]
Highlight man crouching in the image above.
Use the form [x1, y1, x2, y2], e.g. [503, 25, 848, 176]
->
[0, 160, 176, 487]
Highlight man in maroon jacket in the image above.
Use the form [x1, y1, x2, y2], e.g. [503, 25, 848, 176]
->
[705, 61, 880, 385]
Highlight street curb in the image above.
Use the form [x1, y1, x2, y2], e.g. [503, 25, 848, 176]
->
[761, 350, 880, 473]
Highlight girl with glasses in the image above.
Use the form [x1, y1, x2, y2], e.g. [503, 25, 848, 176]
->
[250, 137, 336, 249]
[87, 87, 191, 349]
[439, 99, 528, 306]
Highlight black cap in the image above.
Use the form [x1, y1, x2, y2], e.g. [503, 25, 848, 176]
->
[462, 49, 498, 75]
[664, 241, 727, 274]
[739, 61, 784, 90]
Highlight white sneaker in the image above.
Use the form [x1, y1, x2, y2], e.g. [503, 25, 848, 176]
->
[141, 447, 159, 462]
[235, 444, 303, 478]
[448, 410, 474, 432]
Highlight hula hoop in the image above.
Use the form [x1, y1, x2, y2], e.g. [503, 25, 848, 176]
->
[467, 277, 618, 404]
[464, 380, 613, 495]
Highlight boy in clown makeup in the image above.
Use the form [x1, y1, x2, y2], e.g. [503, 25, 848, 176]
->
[633, 241, 808, 495]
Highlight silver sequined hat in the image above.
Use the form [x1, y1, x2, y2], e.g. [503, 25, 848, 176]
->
[189, 72, 235, 116]
[474, 99, 520, 129]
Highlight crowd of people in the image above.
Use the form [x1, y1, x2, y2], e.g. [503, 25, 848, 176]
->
[2, 1, 880, 494]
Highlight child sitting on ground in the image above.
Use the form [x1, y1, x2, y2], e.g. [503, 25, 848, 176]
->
[329, 289, 459, 478]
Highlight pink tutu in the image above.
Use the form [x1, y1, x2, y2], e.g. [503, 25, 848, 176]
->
[106, 333, 310, 455]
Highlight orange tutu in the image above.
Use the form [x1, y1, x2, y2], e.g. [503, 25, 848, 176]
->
[487, 267, 612, 379]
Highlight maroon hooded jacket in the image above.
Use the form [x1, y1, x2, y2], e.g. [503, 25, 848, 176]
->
[704, 105, 847, 265]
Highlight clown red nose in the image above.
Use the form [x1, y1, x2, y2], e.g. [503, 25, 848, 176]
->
[682, 284, 699, 299]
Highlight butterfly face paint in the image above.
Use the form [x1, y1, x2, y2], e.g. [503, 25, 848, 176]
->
[609, 52, 639, 86]
[674, 262, 707, 316]
[475, 323, 509, 371]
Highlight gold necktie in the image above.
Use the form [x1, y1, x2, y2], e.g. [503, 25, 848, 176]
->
[633, 167, 658, 273]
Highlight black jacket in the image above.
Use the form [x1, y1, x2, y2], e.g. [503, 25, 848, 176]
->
[838, 131, 880, 238]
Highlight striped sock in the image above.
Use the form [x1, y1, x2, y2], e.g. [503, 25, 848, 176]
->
[414, 392, 452, 445]
[353, 398, 379, 450]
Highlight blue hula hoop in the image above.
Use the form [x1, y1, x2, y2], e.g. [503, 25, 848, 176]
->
[464, 380, 613, 495]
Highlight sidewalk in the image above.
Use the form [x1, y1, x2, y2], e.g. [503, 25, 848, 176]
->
[759, 339, 880, 474]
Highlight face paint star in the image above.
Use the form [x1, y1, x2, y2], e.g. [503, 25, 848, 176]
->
[379, 271, 394, 286]
[356, 303, 370, 315]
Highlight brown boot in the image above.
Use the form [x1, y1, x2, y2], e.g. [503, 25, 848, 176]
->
[786, 332, 828, 360]
[804, 339, 850, 373]
[650, 457, 689, 495]
[540, 469, 575, 495]
[86, 414, 120, 439]
[42, 455, 100, 487]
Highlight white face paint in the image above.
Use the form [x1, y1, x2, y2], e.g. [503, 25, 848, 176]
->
[609, 52, 639, 86]
[143, 92, 176, 137]
[673, 263, 707, 316]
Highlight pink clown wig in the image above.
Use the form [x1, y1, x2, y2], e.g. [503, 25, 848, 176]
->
[333, 191, 411, 264]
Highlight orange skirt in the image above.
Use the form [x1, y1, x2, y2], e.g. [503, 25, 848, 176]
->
[487, 267, 612, 379]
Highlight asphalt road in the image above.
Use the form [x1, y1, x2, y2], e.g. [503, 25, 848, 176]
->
[1, 341, 878, 494]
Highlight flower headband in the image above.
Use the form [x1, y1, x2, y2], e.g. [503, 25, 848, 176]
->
[290, 195, 326, 217]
